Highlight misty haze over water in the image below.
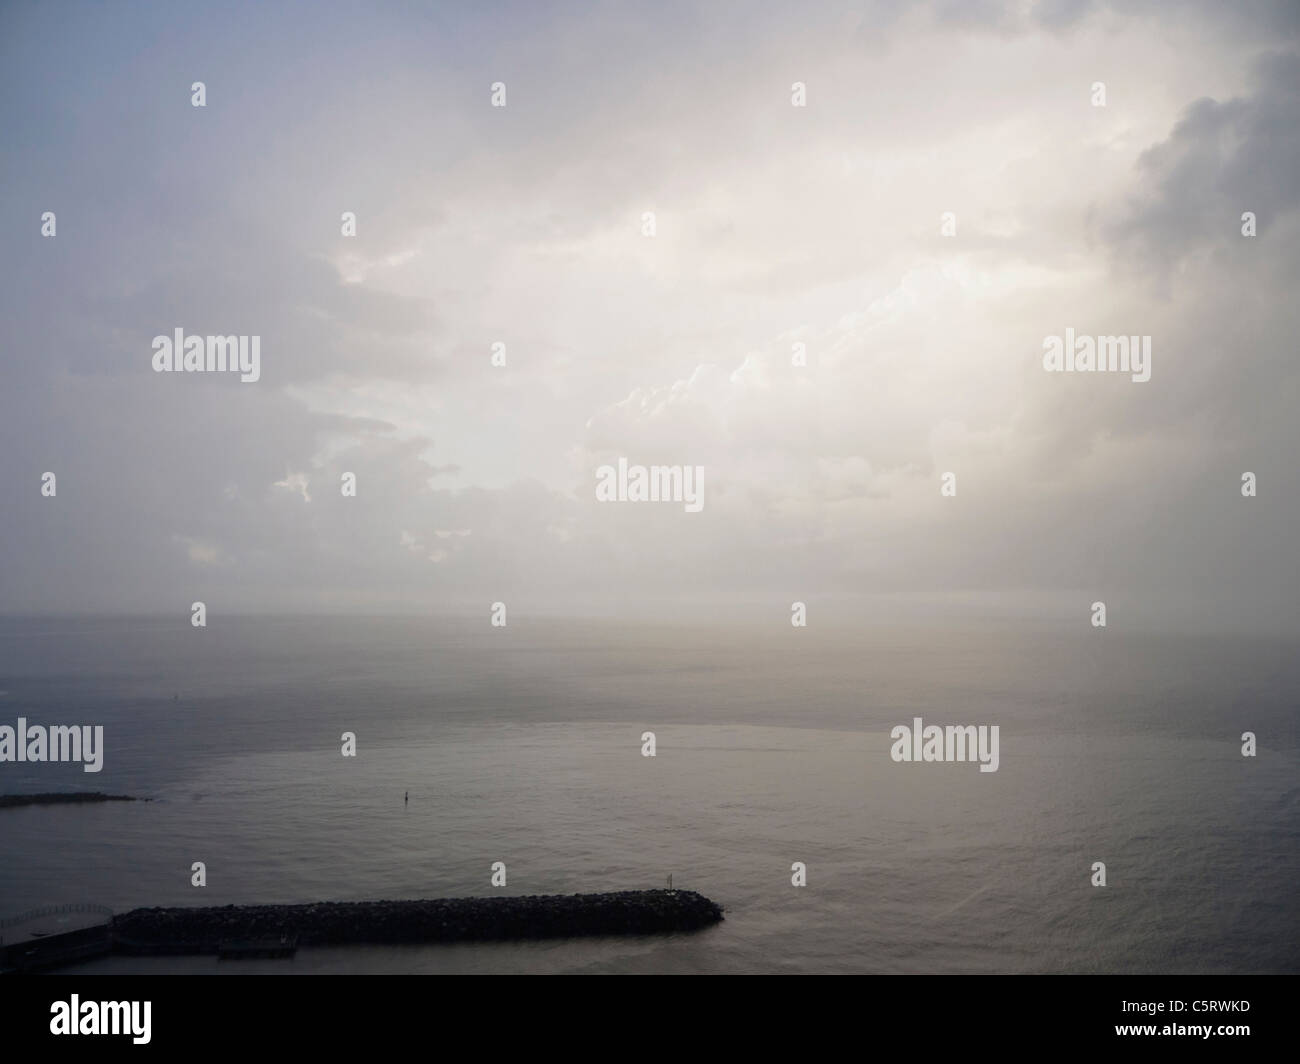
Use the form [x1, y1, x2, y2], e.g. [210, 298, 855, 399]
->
[1, 614, 1294, 973]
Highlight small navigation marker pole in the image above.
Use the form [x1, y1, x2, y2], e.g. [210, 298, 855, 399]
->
[404, 791, 408, 805]
[667, 873, 673, 891]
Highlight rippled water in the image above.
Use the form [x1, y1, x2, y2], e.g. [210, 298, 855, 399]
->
[0, 615, 1295, 973]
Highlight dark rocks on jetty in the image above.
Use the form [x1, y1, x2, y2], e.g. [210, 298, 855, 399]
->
[0, 793, 144, 809]
[111, 890, 723, 953]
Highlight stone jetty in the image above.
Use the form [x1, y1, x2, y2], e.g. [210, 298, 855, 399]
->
[110, 890, 724, 954]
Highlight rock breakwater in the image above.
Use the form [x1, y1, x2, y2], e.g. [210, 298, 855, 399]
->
[111, 890, 723, 953]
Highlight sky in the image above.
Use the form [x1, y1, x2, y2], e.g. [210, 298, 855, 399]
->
[1, 0, 1297, 631]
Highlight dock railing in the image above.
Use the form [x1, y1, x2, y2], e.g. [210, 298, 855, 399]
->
[0, 902, 114, 945]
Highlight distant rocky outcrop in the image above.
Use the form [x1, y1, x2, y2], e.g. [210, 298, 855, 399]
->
[0, 793, 144, 809]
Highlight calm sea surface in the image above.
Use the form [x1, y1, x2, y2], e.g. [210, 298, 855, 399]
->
[0, 615, 1295, 973]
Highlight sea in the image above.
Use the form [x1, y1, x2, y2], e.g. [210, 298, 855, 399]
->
[0, 613, 1296, 974]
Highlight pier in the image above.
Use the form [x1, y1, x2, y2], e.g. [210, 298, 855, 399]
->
[2, 890, 723, 970]
[113, 890, 724, 953]
[0, 904, 114, 972]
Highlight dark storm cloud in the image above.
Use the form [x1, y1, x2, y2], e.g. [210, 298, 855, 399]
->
[1102, 50, 1300, 267]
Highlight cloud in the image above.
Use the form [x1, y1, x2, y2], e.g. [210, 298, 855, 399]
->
[0, 2, 1296, 632]
[1101, 50, 1300, 269]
